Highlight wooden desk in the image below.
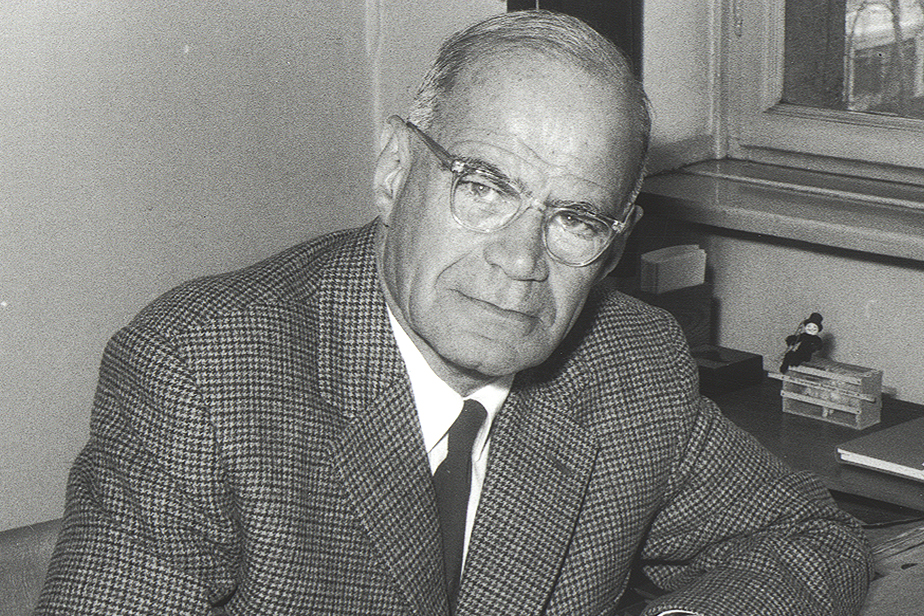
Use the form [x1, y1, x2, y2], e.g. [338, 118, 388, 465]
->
[708, 378, 924, 514]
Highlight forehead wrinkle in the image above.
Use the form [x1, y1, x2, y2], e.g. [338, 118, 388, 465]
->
[459, 153, 602, 209]
[440, 117, 606, 179]
[456, 155, 526, 192]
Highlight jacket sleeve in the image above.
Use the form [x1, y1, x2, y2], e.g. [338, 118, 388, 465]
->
[637, 327, 872, 616]
[35, 323, 239, 615]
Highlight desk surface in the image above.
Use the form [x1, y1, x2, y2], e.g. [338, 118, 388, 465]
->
[709, 378, 924, 514]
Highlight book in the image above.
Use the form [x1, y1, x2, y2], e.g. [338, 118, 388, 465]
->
[836, 415, 924, 483]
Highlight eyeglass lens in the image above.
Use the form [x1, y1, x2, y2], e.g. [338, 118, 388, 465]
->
[451, 172, 613, 265]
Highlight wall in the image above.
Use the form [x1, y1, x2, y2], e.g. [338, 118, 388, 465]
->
[0, 0, 375, 530]
[704, 233, 924, 403]
[0, 0, 502, 531]
[634, 206, 924, 404]
[368, 0, 506, 137]
[634, 207, 924, 404]
[643, 0, 720, 171]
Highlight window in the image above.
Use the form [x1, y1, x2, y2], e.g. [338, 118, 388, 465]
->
[729, 0, 924, 182]
[785, 0, 924, 119]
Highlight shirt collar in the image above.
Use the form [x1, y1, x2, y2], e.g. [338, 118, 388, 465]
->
[386, 306, 512, 454]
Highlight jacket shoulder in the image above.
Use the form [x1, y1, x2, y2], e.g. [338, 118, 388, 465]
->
[579, 279, 690, 361]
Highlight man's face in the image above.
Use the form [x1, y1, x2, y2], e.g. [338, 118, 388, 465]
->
[804, 323, 820, 336]
[377, 52, 642, 391]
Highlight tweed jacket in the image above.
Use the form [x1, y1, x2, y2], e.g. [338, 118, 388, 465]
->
[37, 222, 870, 616]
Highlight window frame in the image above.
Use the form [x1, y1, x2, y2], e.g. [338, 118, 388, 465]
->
[727, 0, 924, 184]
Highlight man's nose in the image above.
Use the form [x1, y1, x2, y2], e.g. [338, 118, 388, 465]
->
[482, 206, 550, 281]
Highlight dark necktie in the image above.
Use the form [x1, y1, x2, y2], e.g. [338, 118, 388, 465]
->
[432, 399, 487, 608]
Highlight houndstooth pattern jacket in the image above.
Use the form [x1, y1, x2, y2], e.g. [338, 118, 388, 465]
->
[37, 222, 870, 616]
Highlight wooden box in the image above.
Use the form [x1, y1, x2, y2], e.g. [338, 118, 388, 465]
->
[691, 345, 764, 395]
[780, 359, 882, 429]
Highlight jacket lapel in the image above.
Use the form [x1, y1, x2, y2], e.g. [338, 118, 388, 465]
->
[331, 382, 450, 616]
[317, 224, 450, 616]
[458, 386, 598, 616]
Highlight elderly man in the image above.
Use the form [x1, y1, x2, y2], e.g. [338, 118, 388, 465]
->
[37, 10, 870, 616]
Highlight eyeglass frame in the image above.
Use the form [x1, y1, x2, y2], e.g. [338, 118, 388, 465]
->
[402, 119, 639, 267]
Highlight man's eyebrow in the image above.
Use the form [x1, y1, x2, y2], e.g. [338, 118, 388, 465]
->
[457, 155, 614, 216]
[456, 156, 527, 191]
[546, 197, 614, 218]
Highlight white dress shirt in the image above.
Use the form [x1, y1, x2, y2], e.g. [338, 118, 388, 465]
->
[387, 308, 512, 570]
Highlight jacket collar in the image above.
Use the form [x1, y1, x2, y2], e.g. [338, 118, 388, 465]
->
[317, 223, 449, 614]
[315, 222, 407, 418]
[455, 363, 598, 615]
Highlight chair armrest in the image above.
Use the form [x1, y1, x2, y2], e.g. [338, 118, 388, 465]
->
[0, 518, 63, 616]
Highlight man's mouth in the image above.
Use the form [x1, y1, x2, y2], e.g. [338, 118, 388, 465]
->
[456, 291, 539, 325]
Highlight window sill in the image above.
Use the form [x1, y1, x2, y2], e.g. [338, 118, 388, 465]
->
[638, 160, 924, 263]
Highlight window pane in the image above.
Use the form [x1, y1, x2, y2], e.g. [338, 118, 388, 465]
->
[784, 0, 924, 120]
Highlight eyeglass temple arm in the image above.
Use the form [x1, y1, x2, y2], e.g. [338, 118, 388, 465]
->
[403, 120, 458, 170]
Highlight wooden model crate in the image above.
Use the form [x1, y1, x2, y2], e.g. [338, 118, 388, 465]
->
[780, 359, 882, 429]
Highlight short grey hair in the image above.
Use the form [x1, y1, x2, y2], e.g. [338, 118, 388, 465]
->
[408, 9, 651, 211]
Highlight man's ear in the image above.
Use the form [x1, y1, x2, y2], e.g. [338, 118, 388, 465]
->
[374, 116, 413, 222]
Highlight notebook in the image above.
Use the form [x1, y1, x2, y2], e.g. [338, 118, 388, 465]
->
[836, 416, 924, 483]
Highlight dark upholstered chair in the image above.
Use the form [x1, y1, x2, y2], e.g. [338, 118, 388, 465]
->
[0, 518, 61, 616]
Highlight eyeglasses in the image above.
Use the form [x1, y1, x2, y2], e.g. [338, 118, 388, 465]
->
[404, 120, 636, 267]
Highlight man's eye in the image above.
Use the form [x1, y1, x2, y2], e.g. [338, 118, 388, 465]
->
[555, 210, 606, 237]
[457, 176, 508, 203]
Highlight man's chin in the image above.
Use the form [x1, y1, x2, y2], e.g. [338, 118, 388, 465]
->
[442, 336, 552, 380]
